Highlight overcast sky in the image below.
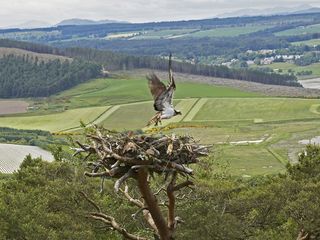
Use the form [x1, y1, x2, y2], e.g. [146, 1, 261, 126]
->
[0, 0, 320, 27]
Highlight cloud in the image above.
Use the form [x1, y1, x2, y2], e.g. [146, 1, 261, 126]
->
[0, 0, 319, 27]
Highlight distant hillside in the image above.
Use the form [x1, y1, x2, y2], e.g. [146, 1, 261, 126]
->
[218, 4, 317, 18]
[0, 39, 301, 88]
[0, 47, 71, 62]
[56, 18, 129, 26]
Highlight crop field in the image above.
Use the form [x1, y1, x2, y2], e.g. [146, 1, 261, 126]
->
[0, 100, 29, 115]
[112, 24, 274, 40]
[275, 23, 320, 36]
[47, 77, 259, 111]
[0, 143, 54, 174]
[291, 38, 320, 46]
[193, 98, 320, 122]
[186, 24, 274, 38]
[0, 106, 109, 132]
[251, 62, 320, 79]
[131, 29, 198, 39]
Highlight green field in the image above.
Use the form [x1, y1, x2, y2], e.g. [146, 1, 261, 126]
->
[46, 77, 260, 111]
[131, 29, 198, 39]
[3, 74, 320, 177]
[194, 98, 320, 122]
[115, 24, 273, 39]
[275, 23, 320, 36]
[292, 38, 320, 46]
[187, 25, 273, 38]
[0, 106, 109, 132]
[251, 62, 320, 79]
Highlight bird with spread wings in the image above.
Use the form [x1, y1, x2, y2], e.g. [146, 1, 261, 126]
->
[147, 54, 181, 126]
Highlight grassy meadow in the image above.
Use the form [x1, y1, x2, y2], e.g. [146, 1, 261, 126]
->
[275, 23, 320, 36]
[292, 38, 320, 46]
[0, 106, 109, 132]
[251, 62, 320, 79]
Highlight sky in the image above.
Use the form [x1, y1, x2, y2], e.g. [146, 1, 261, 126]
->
[0, 0, 320, 28]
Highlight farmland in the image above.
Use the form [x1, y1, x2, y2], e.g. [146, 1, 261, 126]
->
[292, 38, 320, 46]
[251, 62, 320, 79]
[0, 106, 109, 132]
[0, 143, 54, 173]
[125, 24, 273, 39]
[0, 47, 71, 62]
[186, 25, 274, 38]
[1, 74, 320, 177]
[0, 100, 29, 115]
[275, 23, 320, 36]
[0, 69, 320, 177]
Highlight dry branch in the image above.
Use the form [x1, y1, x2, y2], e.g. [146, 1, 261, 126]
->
[76, 127, 210, 239]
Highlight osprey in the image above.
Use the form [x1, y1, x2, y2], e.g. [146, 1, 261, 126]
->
[147, 54, 181, 126]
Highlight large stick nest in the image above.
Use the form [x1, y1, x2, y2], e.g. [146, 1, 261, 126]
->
[74, 127, 210, 191]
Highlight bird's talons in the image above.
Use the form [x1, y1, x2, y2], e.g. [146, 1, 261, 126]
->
[147, 112, 162, 127]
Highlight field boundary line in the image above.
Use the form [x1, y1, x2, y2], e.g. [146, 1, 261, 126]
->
[92, 105, 120, 124]
[183, 98, 208, 122]
[267, 147, 288, 165]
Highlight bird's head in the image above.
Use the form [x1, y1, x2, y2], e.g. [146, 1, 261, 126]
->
[174, 110, 182, 116]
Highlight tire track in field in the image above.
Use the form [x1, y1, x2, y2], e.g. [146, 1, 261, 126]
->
[183, 98, 208, 122]
[92, 105, 120, 124]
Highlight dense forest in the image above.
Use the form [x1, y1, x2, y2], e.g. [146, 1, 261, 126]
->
[0, 141, 319, 239]
[0, 54, 101, 98]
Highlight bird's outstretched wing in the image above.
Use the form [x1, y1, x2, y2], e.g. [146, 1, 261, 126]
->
[147, 54, 176, 112]
[147, 74, 166, 101]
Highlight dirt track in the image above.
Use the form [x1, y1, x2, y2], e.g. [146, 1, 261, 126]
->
[299, 78, 320, 89]
[120, 69, 320, 98]
[0, 100, 29, 115]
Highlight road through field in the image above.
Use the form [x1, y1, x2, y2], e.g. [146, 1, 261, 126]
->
[0, 143, 54, 173]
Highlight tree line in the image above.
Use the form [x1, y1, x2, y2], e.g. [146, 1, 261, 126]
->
[0, 54, 101, 98]
[65, 47, 300, 87]
[0, 39, 300, 88]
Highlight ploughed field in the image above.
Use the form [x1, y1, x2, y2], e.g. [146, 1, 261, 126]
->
[0, 100, 29, 115]
[0, 143, 54, 173]
[1, 76, 320, 177]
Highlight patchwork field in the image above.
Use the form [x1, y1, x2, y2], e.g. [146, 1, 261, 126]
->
[45, 77, 260, 111]
[2, 75, 320, 177]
